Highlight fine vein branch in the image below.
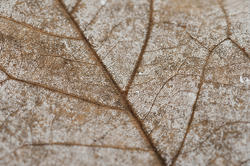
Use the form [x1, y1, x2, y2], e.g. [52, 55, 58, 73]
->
[124, 0, 154, 95]
[170, 38, 228, 166]
[22, 142, 152, 152]
[0, 66, 122, 111]
[217, 0, 249, 59]
[56, 0, 165, 165]
[0, 15, 82, 40]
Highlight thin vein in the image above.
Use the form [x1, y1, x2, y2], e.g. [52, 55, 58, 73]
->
[22, 142, 152, 152]
[0, 67, 124, 111]
[240, 159, 250, 166]
[0, 142, 153, 161]
[217, 0, 231, 36]
[101, 41, 121, 60]
[84, 3, 107, 30]
[187, 32, 209, 50]
[0, 78, 9, 86]
[142, 75, 176, 121]
[170, 39, 228, 166]
[37, 54, 96, 66]
[182, 121, 250, 155]
[229, 38, 250, 59]
[143, 60, 186, 121]
[159, 20, 187, 29]
[131, 78, 154, 87]
[205, 80, 249, 90]
[0, 15, 82, 40]
[217, 0, 249, 59]
[99, 21, 123, 45]
[124, 0, 154, 95]
[0, 109, 20, 131]
[70, 0, 81, 14]
[145, 42, 187, 53]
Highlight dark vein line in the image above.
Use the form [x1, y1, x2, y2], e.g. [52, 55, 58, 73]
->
[0, 78, 9, 86]
[37, 54, 96, 66]
[124, 0, 154, 95]
[142, 60, 186, 121]
[56, 0, 165, 165]
[0, 109, 20, 131]
[84, 3, 107, 30]
[217, 0, 231, 36]
[132, 78, 154, 87]
[159, 20, 187, 29]
[56, 0, 123, 94]
[99, 21, 123, 45]
[101, 41, 121, 60]
[240, 159, 250, 166]
[217, 0, 249, 59]
[0, 15, 82, 40]
[142, 75, 175, 120]
[0, 67, 124, 111]
[70, 0, 81, 14]
[182, 121, 250, 155]
[205, 80, 249, 90]
[0, 142, 154, 161]
[187, 32, 209, 50]
[170, 39, 228, 166]
[145, 42, 187, 53]
[229, 38, 250, 59]
[22, 142, 152, 152]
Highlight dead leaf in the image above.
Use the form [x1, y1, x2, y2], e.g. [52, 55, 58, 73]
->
[0, 0, 249, 165]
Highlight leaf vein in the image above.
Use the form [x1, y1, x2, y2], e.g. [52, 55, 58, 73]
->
[0, 15, 82, 40]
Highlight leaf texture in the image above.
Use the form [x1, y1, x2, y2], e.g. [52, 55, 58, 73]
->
[0, 0, 249, 165]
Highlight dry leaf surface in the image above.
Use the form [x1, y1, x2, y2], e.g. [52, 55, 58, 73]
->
[0, 0, 249, 165]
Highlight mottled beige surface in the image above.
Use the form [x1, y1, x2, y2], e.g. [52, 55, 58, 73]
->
[0, 0, 249, 166]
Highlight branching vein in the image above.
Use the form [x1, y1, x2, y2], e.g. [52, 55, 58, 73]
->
[170, 38, 228, 166]
[56, 0, 165, 165]
[124, 0, 154, 95]
[0, 15, 82, 40]
[0, 66, 123, 111]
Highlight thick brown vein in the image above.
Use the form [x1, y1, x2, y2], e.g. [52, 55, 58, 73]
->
[0, 15, 82, 40]
[56, 0, 165, 165]
[0, 66, 124, 111]
[124, 0, 154, 95]
[170, 38, 228, 166]
[56, 0, 123, 94]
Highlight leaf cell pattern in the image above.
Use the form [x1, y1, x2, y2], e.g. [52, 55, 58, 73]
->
[0, 0, 249, 165]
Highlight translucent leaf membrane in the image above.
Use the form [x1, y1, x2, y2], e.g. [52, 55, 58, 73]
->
[0, 0, 249, 165]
